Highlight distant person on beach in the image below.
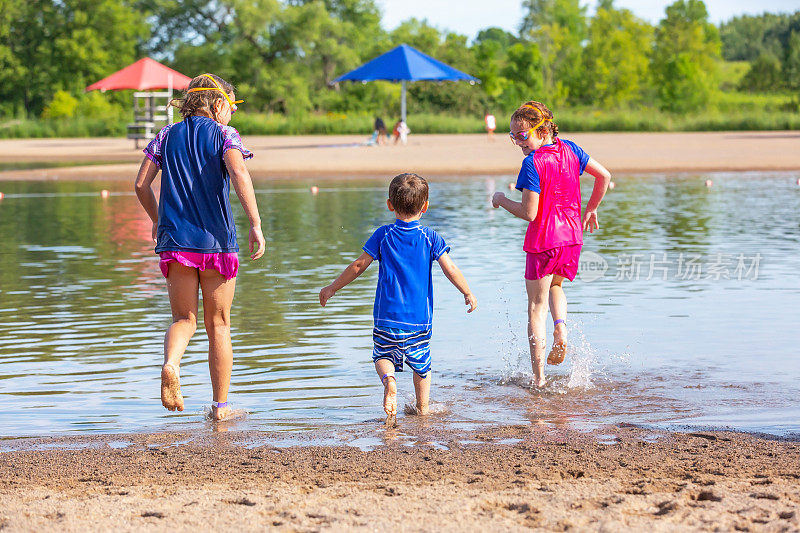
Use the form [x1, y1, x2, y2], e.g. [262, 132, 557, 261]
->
[134, 73, 265, 421]
[372, 117, 388, 145]
[319, 173, 476, 422]
[484, 112, 496, 141]
[392, 119, 410, 145]
[491, 101, 610, 387]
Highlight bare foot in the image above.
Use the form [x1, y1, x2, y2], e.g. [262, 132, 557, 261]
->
[415, 402, 430, 416]
[211, 405, 231, 421]
[383, 375, 397, 420]
[160, 363, 184, 411]
[547, 322, 568, 365]
[534, 376, 547, 388]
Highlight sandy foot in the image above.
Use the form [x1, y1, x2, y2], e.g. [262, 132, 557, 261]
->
[211, 405, 232, 421]
[548, 323, 567, 365]
[383, 376, 397, 419]
[160, 364, 184, 412]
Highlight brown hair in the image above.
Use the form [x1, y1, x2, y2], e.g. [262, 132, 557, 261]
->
[389, 173, 429, 216]
[170, 73, 235, 121]
[510, 100, 559, 139]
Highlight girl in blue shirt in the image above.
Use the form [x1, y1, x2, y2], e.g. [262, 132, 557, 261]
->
[135, 73, 265, 421]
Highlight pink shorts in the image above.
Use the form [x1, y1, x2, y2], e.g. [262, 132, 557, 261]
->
[159, 251, 239, 280]
[525, 244, 582, 281]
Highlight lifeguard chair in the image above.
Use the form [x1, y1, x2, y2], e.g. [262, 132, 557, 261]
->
[128, 91, 173, 149]
[85, 58, 191, 149]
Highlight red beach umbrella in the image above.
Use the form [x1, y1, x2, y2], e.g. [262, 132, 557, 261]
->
[85, 57, 191, 92]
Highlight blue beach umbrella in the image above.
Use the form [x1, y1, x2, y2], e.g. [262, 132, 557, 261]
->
[331, 44, 480, 123]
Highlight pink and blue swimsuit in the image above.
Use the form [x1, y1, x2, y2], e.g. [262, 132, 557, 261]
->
[515, 138, 589, 281]
[144, 116, 253, 280]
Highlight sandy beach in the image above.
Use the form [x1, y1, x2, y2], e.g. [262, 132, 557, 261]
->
[2, 131, 800, 532]
[0, 131, 799, 181]
[1, 426, 798, 532]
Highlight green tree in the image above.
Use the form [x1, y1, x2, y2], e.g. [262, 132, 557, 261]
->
[651, 0, 721, 113]
[583, 0, 653, 107]
[738, 54, 783, 93]
[519, 0, 587, 106]
[500, 42, 544, 109]
[2, 0, 145, 117]
[783, 31, 800, 91]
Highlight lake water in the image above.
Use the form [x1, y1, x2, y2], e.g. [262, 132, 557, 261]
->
[0, 172, 798, 440]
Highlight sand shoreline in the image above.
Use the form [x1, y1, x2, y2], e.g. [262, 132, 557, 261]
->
[0, 131, 799, 182]
[2, 426, 798, 531]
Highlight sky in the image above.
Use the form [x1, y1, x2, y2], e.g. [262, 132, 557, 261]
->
[378, 0, 800, 40]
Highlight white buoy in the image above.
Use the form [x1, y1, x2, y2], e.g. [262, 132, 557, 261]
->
[608, 181, 616, 190]
[310, 186, 319, 195]
[100, 189, 110, 199]
[796, 178, 800, 186]
[507, 182, 514, 190]
[705, 180, 713, 188]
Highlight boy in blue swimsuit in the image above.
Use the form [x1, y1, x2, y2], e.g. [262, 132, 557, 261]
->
[319, 173, 477, 421]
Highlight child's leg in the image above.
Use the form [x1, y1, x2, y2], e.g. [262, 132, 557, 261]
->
[199, 268, 236, 421]
[526, 275, 553, 387]
[162, 262, 200, 411]
[374, 359, 397, 417]
[548, 275, 568, 364]
[412, 372, 430, 415]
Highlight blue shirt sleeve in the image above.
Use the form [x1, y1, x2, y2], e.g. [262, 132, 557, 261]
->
[515, 155, 541, 193]
[427, 228, 450, 260]
[561, 139, 590, 175]
[362, 226, 387, 260]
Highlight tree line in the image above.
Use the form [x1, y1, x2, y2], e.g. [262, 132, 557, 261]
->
[1, 0, 798, 121]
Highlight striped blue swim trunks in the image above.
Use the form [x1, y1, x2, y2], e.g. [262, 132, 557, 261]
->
[372, 326, 432, 376]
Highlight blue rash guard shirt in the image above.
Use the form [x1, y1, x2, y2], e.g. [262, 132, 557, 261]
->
[143, 116, 253, 254]
[363, 219, 450, 331]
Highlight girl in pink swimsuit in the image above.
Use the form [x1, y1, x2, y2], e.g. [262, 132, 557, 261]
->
[492, 101, 611, 387]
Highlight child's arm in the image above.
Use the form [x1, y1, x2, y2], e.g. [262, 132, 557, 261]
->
[491, 189, 539, 222]
[224, 149, 266, 260]
[134, 157, 160, 241]
[437, 253, 477, 313]
[582, 157, 612, 233]
[319, 252, 374, 306]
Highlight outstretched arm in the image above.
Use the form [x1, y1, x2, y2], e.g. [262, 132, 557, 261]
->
[134, 157, 160, 242]
[319, 252, 374, 306]
[492, 189, 539, 222]
[582, 157, 612, 233]
[437, 253, 477, 313]
[224, 149, 266, 260]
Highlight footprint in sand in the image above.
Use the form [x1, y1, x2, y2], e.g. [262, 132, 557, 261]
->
[160, 364, 184, 412]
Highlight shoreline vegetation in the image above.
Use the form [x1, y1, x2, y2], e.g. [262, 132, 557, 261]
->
[5, 2, 800, 144]
[2, 101, 800, 139]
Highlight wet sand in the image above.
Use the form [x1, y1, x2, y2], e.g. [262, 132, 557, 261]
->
[0, 131, 799, 181]
[1, 426, 798, 531]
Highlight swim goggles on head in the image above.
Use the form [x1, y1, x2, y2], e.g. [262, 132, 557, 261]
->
[509, 116, 551, 141]
[186, 74, 243, 114]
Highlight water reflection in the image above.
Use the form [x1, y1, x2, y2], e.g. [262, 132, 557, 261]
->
[0, 173, 799, 437]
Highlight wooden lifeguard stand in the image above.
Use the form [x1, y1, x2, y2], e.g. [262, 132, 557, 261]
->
[85, 58, 191, 149]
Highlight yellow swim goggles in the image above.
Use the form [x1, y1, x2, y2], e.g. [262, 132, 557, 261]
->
[509, 116, 551, 141]
[187, 74, 243, 114]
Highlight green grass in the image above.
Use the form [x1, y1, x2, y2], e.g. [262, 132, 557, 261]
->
[1, 91, 798, 138]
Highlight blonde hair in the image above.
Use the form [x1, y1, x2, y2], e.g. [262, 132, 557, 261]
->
[510, 101, 559, 138]
[170, 73, 235, 121]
